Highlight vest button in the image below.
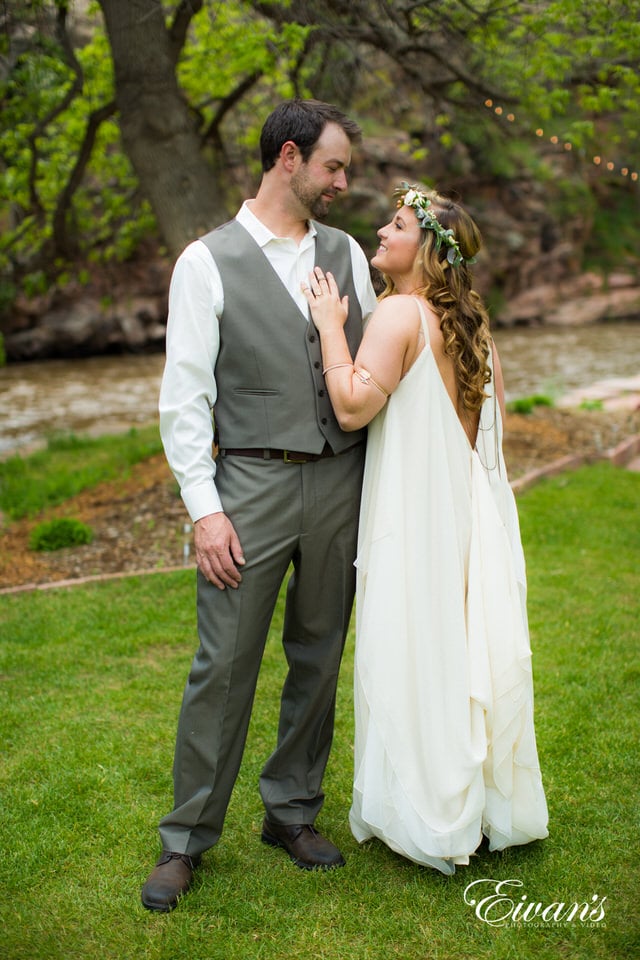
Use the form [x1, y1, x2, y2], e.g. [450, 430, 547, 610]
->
[318, 389, 325, 397]
[309, 334, 316, 342]
[321, 417, 328, 425]
[314, 361, 320, 369]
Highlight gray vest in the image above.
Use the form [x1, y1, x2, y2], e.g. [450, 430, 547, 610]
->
[201, 219, 365, 453]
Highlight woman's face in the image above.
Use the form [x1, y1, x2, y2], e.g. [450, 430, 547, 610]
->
[370, 204, 422, 282]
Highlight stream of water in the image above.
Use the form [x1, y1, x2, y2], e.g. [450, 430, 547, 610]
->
[1, 321, 638, 458]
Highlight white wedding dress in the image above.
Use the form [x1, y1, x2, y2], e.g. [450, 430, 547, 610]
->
[350, 299, 548, 873]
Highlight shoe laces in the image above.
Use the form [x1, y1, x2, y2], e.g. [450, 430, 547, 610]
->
[159, 851, 196, 869]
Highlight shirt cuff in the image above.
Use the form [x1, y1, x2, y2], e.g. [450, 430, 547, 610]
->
[181, 482, 224, 524]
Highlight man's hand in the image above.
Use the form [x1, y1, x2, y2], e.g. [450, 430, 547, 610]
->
[194, 512, 245, 589]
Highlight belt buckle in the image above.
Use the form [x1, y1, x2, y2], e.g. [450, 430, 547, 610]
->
[283, 450, 308, 463]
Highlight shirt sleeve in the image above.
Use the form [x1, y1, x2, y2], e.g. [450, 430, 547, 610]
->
[158, 240, 224, 522]
[347, 234, 378, 322]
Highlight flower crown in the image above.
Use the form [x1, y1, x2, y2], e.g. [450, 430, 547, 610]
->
[394, 182, 473, 268]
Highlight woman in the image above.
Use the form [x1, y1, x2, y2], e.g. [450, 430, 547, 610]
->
[302, 184, 548, 873]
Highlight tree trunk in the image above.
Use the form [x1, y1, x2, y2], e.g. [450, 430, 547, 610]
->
[97, 0, 228, 254]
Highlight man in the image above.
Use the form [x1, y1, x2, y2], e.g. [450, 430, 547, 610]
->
[141, 99, 377, 912]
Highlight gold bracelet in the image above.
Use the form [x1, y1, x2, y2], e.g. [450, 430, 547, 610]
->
[322, 362, 353, 375]
[356, 366, 389, 398]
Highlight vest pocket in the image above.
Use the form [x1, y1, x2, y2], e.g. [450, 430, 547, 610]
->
[233, 387, 280, 396]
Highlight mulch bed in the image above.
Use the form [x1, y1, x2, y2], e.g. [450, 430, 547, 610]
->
[1, 406, 638, 592]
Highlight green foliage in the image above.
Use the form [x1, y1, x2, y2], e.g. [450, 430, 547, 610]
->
[458, 111, 554, 181]
[545, 174, 596, 225]
[582, 181, 640, 273]
[507, 394, 555, 415]
[0, 8, 147, 284]
[478, 0, 640, 144]
[0, 1, 310, 295]
[0, 464, 638, 958]
[0, 425, 162, 520]
[0, 332, 5, 367]
[180, 2, 308, 103]
[0, 4, 155, 290]
[177, 2, 310, 186]
[1, 0, 638, 304]
[29, 516, 94, 551]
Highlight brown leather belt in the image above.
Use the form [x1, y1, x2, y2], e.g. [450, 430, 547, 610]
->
[219, 442, 361, 464]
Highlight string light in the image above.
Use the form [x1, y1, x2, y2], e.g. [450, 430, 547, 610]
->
[483, 100, 638, 184]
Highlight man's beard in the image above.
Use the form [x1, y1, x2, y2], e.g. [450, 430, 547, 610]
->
[291, 169, 335, 220]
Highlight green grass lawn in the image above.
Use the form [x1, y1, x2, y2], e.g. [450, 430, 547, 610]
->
[0, 426, 163, 520]
[1, 463, 638, 960]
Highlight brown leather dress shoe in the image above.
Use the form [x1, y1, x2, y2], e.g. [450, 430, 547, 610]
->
[261, 818, 345, 870]
[141, 850, 201, 912]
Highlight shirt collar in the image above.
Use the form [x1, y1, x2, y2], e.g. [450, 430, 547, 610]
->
[237, 200, 317, 248]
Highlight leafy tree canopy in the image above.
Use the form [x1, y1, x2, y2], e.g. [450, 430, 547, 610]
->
[0, 0, 638, 308]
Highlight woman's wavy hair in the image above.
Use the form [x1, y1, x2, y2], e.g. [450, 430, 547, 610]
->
[380, 186, 492, 412]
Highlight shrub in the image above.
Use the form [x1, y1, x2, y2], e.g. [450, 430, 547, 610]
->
[29, 517, 94, 552]
[507, 394, 554, 415]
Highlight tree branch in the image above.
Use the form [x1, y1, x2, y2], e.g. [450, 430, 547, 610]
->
[27, 2, 84, 219]
[51, 100, 118, 258]
[168, 0, 205, 65]
[251, 0, 506, 106]
[201, 70, 263, 146]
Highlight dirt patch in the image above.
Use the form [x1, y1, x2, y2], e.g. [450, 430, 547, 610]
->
[502, 405, 638, 477]
[0, 455, 187, 590]
[1, 405, 638, 591]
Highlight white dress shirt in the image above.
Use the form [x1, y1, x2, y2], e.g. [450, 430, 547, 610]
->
[159, 201, 378, 522]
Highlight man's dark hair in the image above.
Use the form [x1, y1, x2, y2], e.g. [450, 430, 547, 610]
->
[260, 99, 362, 172]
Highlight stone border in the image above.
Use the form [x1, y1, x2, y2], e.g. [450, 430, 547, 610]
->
[0, 563, 194, 597]
[2, 434, 639, 597]
[607, 433, 640, 467]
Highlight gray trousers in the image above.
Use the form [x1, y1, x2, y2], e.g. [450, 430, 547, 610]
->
[158, 443, 365, 856]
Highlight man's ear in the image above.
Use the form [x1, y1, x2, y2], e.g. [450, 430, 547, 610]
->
[280, 140, 299, 171]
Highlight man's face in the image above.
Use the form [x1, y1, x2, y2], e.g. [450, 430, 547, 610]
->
[290, 122, 351, 219]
